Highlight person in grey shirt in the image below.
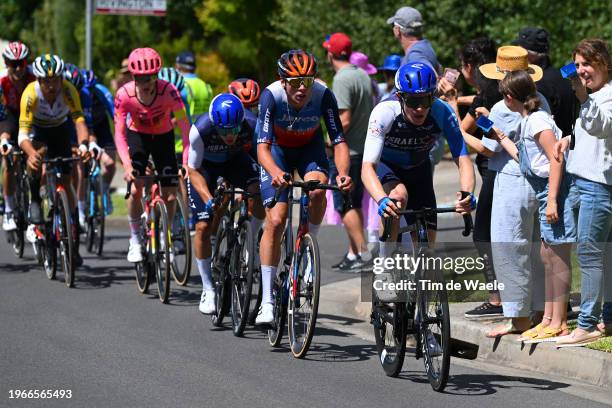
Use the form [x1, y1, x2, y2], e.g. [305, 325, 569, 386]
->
[323, 32, 374, 271]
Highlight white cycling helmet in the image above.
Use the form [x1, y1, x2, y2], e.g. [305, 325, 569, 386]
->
[32, 54, 65, 78]
[2, 41, 30, 61]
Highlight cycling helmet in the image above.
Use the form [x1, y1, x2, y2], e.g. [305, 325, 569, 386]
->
[158, 67, 185, 91]
[395, 62, 437, 94]
[127, 47, 162, 75]
[2, 41, 30, 61]
[228, 78, 260, 108]
[277, 50, 317, 78]
[32, 54, 64, 78]
[208, 93, 245, 129]
[63, 63, 83, 90]
[80, 69, 98, 88]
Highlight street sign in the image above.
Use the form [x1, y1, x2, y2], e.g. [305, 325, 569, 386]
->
[95, 0, 167, 16]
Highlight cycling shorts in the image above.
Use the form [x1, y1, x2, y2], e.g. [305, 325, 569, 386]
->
[329, 154, 364, 214]
[127, 129, 178, 187]
[31, 120, 74, 174]
[94, 118, 115, 150]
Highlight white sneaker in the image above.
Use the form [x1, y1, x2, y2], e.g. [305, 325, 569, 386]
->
[127, 241, 144, 263]
[199, 290, 216, 314]
[26, 224, 37, 243]
[255, 302, 274, 325]
[2, 213, 17, 231]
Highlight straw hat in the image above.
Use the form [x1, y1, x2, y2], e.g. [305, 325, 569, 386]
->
[479, 46, 543, 81]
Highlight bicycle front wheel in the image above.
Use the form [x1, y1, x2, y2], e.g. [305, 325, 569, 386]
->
[268, 231, 289, 347]
[56, 189, 75, 288]
[211, 216, 231, 327]
[288, 233, 320, 358]
[170, 193, 192, 286]
[230, 220, 255, 336]
[154, 201, 171, 303]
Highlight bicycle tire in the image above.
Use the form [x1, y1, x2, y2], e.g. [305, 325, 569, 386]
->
[288, 233, 320, 358]
[86, 175, 105, 256]
[170, 194, 192, 286]
[13, 172, 30, 259]
[417, 265, 451, 392]
[85, 179, 96, 253]
[372, 292, 407, 377]
[268, 231, 289, 347]
[42, 224, 56, 280]
[211, 216, 231, 327]
[230, 220, 254, 336]
[55, 189, 75, 288]
[154, 201, 171, 303]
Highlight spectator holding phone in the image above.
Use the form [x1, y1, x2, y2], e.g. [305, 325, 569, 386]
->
[554, 39, 612, 347]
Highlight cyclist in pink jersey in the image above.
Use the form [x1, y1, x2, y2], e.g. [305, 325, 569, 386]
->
[114, 47, 190, 262]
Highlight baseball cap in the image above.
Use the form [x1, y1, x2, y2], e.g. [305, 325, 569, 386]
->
[120, 58, 129, 74]
[322, 32, 352, 57]
[515, 27, 550, 54]
[176, 51, 196, 68]
[387, 7, 423, 35]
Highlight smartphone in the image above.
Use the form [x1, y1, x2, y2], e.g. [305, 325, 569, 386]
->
[560, 63, 577, 79]
[443, 68, 460, 85]
[476, 115, 494, 133]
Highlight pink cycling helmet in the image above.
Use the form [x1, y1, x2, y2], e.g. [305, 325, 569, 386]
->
[127, 47, 162, 75]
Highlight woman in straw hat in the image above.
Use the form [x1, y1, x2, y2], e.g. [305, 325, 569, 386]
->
[473, 46, 555, 337]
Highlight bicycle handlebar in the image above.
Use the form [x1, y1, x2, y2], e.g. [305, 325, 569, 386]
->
[266, 173, 352, 209]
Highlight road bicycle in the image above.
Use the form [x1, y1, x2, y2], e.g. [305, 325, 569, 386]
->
[84, 155, 107, 256]
[267, 174, 349, 358]
[210, 184, 260, 336]
[125, 172, 180, 303]
[371, 198, 472, 391]
[170, 165, 192, 286]
[2, 147, 29, 259]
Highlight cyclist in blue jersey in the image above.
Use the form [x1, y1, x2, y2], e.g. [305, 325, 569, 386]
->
[362, 62, 475, 255]
[158, 67, 193, 160]
[187, 93, 264, 314]
[81, 69, 116, 215]
[255, 49, 352, 324]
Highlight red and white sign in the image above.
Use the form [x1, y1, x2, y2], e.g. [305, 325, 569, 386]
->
[95, 0, 167, 16]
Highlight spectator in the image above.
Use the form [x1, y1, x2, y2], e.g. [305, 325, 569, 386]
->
[323, 32, 374, 271]
[349, 51, 380, 105]
[555, 39, 612, 347]
[387, 6, 440, 73]
[515, 27, 577, 136]
[175, 51, 213, 120]
[377, 54, 401, 102]
[111, 58, 131, 93]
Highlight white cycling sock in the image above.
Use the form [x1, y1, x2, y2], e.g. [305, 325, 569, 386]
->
[128, 217, 142, 244]
[346, 252, 358, 261]
[197, 257, 214, 292]
[4, 195, 14, 213]
[308, 222, 320, 237]
[261, 265, 277, 305]
[78, 200, 86, 217]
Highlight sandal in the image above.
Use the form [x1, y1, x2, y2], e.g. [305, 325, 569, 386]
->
[523, 326, 565, 344]
[517, 323, 544, 342]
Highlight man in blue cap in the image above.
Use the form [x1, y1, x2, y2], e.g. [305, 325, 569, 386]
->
[377, 54, 401, 102]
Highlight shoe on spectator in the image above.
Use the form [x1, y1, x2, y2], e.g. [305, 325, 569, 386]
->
[2, 212, 17, 231]
[339, 256, 368, 273]
[127, 241, 144, 263]
[199, 290, 216, 314]
[464, 302, 504, 319]
[332, 253, 351, 270]
[556, 328, 603, 348]
[255, 302, 274, 325]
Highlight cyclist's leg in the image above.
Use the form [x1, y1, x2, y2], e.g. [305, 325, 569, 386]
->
[224, 151, 264, 236]
[296, 138, 330, 236]
[398, 159, 437, 244]
[152, 131, 179, 224]
[125, 130, 149, 256]
[375, 161, 408, 257]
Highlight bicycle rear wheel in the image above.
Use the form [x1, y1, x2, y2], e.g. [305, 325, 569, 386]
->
[230, 220, 254, 336]
[211, 216, 231, 327]
[56, 189, 75, 288]
[154, 201, 171, 303]
[372, 297, 407, 377]
[288, 233, 320, 358]
[268, 231, 289, 347]
[170, 193, 192, 286]
[86, 176, 105, 256]
[417, 265, 450, 392]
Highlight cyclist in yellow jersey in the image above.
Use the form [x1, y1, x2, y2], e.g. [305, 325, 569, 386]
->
[18, 54, 90, 264]
[175, 51, 213, 119]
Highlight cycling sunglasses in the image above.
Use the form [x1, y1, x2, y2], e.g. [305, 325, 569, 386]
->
[4, 59, 26, 69]
[398, 92, 433, 109]
[285, 76, 315, 89]
[217, 125, 242, 137]
[134, 74, 156, 83]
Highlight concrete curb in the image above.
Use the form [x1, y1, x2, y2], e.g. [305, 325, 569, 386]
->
[319, 277, 612, 389]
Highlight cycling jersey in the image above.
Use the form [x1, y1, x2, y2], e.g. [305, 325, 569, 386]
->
[256, 80, 344, 148]
[18, 80, 85, 142]
[114, 79, 190, 167]
[362, 98, 468, 168]
[79, 86, 94, 131]
[0, 70, 36, 117]
[91, 83, 114, 126]
[188, 109, 257, 167]
[183, 74, 213, 118]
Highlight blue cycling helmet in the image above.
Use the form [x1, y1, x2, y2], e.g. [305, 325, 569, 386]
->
[80, 69, 97, 88]
[63, 63, 83, 90]
[209, 93, 244, 129]
[378, 54, 402, 72]
[395, 62, 437, 94]
[158, 67, 185, 91]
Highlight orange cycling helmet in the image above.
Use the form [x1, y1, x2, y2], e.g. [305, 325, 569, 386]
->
[277, 50, 317, 78]
[127, 47, 162, 75]
[228, 78, 261, 108]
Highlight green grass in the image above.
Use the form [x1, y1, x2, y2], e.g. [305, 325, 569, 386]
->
[566, 321, 612, 353]
[110, 193, 128, 218]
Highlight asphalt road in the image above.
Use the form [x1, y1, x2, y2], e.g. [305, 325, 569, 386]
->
[0, 223, 608, 408]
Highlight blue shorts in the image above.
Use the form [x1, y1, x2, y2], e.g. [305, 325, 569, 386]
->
[93, 118, 115, 150]
[528, 174, 576, 245]
[259, 137, 329, 207]
[376, 159, 437, 230]
[187, 151, 259, 222]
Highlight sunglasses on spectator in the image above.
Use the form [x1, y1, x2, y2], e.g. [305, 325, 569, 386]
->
[398, 93, 433, 109]
[285, 76, 315, 89]
[218, 125, 242, 137]
[134, 74, 156, 83]
[5, 60, 26, 69]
